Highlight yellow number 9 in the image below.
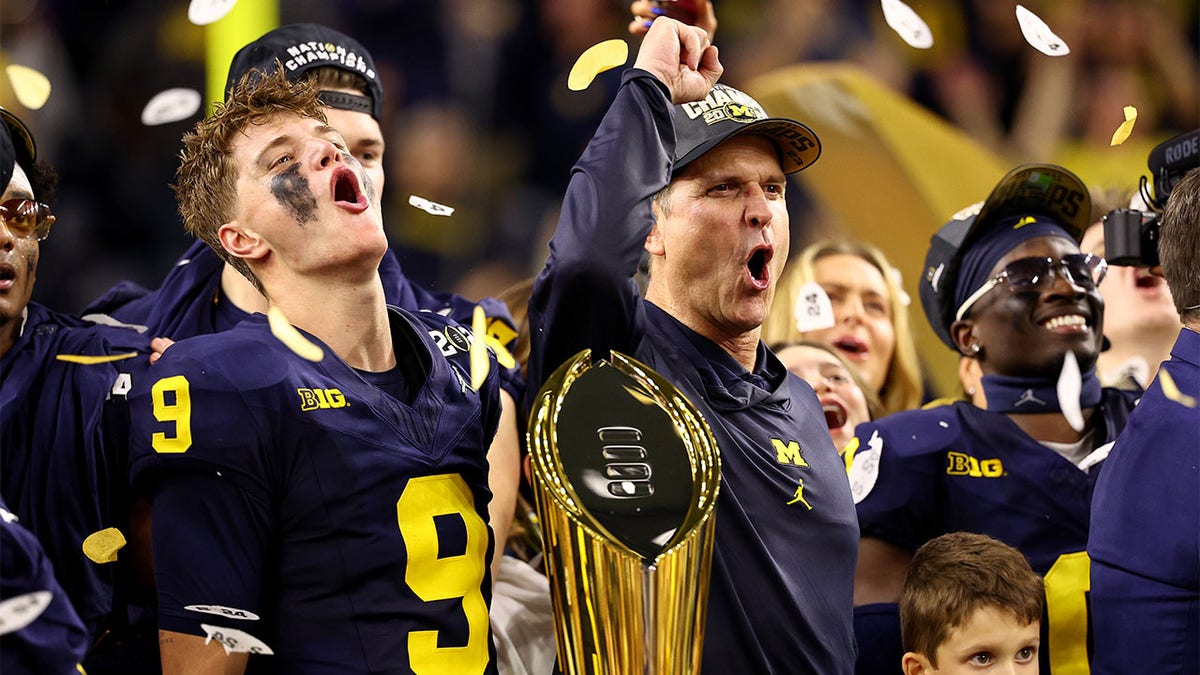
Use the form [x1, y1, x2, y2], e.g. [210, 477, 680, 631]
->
[398, 474, 490, 674]
[1045, 550, 1091, 674]
[151, 375, 192, 454]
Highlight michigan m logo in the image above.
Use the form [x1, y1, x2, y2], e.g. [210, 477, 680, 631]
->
[772, 438, 809, 467]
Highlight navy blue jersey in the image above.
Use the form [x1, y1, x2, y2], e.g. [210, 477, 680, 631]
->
[850, 391, 1137, 674]
[129, 307, 500, 673]
[0, 498, 89, 674]
[527, 70, 858, 674]
[83, 239, 525, 403]
[1089, 328, 1200, 674]
[0, 302, 152, 640]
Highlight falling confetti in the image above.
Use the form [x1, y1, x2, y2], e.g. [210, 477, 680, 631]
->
[1109, 106, 1138, 146]
[56, 352, 140, 365]
[794, 281, 836, 332]
[82, 528, 126, 564]
[267, 305, 324, 362]
[568, 39, 629, 92]
[1015, 5, 1070, 56]
[1057, 350, 1084, 432]
[881, 0, 933, 49]
[408, 195, 455, 217]
[202, 624, 274, 655]
[470, 305, 490, 391]
[188, 0, 239, 26]
[185, 604, 261, 621]
[142, 88, 203, 126]
[5, 65, 51, 110]
[0, 592, 52, 636]
[1159, 369, 1197, 408]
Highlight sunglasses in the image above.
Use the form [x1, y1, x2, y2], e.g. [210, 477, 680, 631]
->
[0, 198, 55, 241]
[955, 253, 1107, 321]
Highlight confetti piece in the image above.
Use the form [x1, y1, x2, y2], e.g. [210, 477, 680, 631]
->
[56, 352, 140, 365]
[202, 624, 274, 655]
[408, 195, 455, 217]
[1109, 105, 1138, 146]
[82, 528, 126, 564]
[1057, 350, 1084, 432]
[1159, 369, 1197, 408]
[267, 305, 323, 362]
[483, 334, 517, 369]
[6, 65, 51, 110]
[185, 604, 261, 621]
[0, 592, 52, 636]
[187, 0, 239, 26]
[1015, 5, 1070, 56]
[470, 306, 489, 391]
[141, 88, 202, 126]
[794, 281, 836, 332]
[881, 0, 933, 49]
[568, 39, 629, 92]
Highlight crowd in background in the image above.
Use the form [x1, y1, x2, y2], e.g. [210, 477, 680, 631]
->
[1, 0, 1196, 354]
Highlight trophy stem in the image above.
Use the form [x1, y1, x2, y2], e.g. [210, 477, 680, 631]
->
[643, 564, 656, 675]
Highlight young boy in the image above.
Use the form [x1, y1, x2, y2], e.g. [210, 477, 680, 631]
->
[900, 532, 1044, 674]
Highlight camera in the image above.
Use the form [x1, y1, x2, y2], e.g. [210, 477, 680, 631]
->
[1102, 208, 1160, 267]
[1103, 128, 1198, 267]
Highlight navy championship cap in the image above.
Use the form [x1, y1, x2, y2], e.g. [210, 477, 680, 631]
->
[225, 23, 383, 121]
[919, 163, 1091, 349]
[670, 83, 821, 176]
[0, 105, 37, 182]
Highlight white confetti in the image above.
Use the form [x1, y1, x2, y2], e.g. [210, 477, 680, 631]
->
[185, 604, 261, 621]
[1057, 350, 1084, 432]
[848, 430, 883, 504]
[881, 0, 933, 49]
[794, 281, 836, 332]
[1015, 5, 1070, 56]
[202, 624, 274, 655]
[141, 88, 202, 126]
[187, 0, 239, 26]
[408, 195, 455, 217]
[267, 304, 324, 363]
[0, 592, 52, 636]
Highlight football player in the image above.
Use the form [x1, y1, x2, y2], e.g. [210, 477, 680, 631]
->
[129, 69, 501, 672]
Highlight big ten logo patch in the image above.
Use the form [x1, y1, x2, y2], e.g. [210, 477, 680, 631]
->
[772, 438, 809, 467]
[298, 388, 348, 412]
[945, 451, 1004, 478]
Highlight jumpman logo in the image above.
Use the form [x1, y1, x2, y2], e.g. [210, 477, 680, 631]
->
[1013, 389, 1046, 408]
[786, 480, 813, 510]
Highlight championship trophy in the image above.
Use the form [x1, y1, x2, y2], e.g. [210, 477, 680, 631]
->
[528, 350, 721, 674]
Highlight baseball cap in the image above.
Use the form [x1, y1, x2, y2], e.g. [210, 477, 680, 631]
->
[670, 83, 821, 175]
[225, 23, 383, 121]
[919, 163, 1091, 349]
[0, 106, 37, 178]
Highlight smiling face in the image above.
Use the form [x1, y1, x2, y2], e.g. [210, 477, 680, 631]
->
[920, 606, 1039, 674]
[645, 135, 790, 345]
[224, 113, 387, 284]
[0, 163, 38, 351]
[776, 344, 871, 451]
[953, 236, 1105, 378]
[802, 253, 896, 394]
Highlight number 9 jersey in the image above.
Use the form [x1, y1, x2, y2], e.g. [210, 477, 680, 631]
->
[129, 307, 501, 673]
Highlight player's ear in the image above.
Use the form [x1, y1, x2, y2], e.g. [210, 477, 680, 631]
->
[900, 651, 931, 675]
[644, 221, 665, 256]
[950, 319, 979, 358]
[218, 221, 268, 262]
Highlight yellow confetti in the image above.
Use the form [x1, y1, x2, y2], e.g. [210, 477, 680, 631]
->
[56, 352, 139, 365]
[1109, 106, 1138, 146]
[470, 306, 489, 391]
[5, 65, 51, 110]
[483, 335, 517, 370]
[267, 305, 323, 362]
[82, 528, 126, 564]
[1159, 369, 1197, 408]
[567, 39, 629, 92]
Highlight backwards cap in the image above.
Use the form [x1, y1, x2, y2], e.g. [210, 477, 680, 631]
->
[670, 83, 821, 175]
[0, 106, 37, 188]
[919, 163, 1091, 349]
[225, 23, 383, 121]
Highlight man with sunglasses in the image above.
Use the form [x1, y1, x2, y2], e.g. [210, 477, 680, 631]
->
[845, 163, 1139, 675]
[0, 106, 155, 667]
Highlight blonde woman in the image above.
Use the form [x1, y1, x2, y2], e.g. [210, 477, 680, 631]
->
[764, 238, 923, 415]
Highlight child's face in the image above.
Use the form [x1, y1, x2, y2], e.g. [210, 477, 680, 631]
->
[905, 606, 1040, 674]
